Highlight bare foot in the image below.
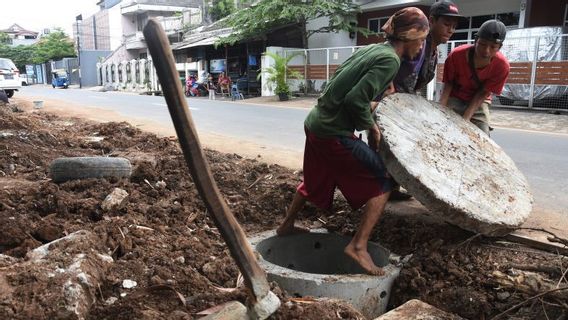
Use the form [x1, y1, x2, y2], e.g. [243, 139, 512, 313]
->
[276, 224, 310, 236]
[344, 244, 385, 276]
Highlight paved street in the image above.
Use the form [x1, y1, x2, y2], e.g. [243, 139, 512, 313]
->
[13, 85, 568, 215]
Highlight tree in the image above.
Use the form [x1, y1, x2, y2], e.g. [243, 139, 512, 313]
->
[218, 0, 369, 48]
[0, 32, 10, 45]
[32, 29, 76, 64]
[0, 45, 36, 71]
[209, 0, 236, 21]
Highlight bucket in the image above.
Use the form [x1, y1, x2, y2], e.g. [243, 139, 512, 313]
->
[33, 101, 44, 109]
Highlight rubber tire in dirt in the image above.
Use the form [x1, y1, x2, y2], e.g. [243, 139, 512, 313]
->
[49, 157, 132, 183]
[5, 90, 14, 98]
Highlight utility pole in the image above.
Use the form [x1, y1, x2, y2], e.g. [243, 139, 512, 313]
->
[76, 14, 83, 89]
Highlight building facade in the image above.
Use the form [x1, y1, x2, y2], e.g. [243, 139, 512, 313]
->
[0, 24, 39, 46]
[355, 0, 568, 46]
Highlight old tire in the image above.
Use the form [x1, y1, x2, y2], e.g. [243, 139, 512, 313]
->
[5, 90, 14, 98]
[49, 157, 132, 183]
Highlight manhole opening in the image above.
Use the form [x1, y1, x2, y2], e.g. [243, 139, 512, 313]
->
[256, 233, 390, 275]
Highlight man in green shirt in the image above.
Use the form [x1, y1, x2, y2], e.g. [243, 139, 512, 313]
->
[277, 7, 429, 275]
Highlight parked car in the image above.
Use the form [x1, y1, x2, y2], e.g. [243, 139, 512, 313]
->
[20, 74, 29, 86]
[0, 58, 21, 98]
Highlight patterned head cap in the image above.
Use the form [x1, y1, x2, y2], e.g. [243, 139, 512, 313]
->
[382, 7, 429, 41]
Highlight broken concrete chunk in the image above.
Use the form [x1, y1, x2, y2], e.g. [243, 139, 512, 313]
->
[122, 279, 138, 289]
[374, 299, 464, 319]
[375, 94, 533, 236]
[1, 230, 113, 319]
[101, 188, 129, 211]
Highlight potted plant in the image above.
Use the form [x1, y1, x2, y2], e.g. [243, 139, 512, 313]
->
[260, 51, 303, 101]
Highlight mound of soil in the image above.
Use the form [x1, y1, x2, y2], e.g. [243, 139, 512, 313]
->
[1, 104, 567, 319]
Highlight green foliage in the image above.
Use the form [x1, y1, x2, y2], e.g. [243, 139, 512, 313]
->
[0, 45, 36, 70]
[218, 0, 369, 46]
[0, 32, 10, 45]
[259, 51, 303, 96]
[33, 29, 76, 64]
[209, 0, 236, 21]
[0, 29, 76, 70]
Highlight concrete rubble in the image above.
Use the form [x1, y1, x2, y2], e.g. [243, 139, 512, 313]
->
[0, 230, 113, 319]
[101, 187, 129, 211]
[375, 299, 464, 319]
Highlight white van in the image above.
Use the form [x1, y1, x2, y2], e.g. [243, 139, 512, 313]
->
[0, 58, 22, 98]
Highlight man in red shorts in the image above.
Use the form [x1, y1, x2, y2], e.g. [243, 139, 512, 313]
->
[276, 7, 429, 275]
[440, 19, 510, 135]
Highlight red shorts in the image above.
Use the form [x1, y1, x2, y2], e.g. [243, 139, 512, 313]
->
[297, 127, 393, 210]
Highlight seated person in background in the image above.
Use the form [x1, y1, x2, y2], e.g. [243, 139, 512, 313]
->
[206, 74, 217, 100]
[187, 75, 201, 97]
[218, 72, 231, 96]
[185, 75, 196, 96]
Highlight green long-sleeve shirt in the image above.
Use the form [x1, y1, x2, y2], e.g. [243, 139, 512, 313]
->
[304, 43, 400, 137]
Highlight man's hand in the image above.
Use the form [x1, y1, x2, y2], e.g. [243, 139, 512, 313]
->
[368, 125, 381, 152]
[439, 83, 453, 107]
[463, 109, 475, 121]
[463, 89, 489, 121]
[383, 82, 395, 97]
[370, 101, 379, 112]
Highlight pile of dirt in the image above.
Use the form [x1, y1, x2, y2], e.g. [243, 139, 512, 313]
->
[1, 104, 567, 319]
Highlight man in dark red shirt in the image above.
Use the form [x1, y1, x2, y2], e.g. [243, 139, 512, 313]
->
[440, 19, 510, 135]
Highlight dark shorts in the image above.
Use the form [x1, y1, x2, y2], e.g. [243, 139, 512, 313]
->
[297, 127, 393, 210]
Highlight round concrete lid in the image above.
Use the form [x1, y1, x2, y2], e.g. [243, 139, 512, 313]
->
[375, 93, 533, 236]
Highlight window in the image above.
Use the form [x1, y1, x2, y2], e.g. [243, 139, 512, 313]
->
[137, 15, 148, 32]
[456, 17, 470, 30]
[450, 31, 469, 41]
[471, 15, 494, 28]
[497, 12, 520, 27]
[452, 11, 520, 42]
[368, 17, 390, 33]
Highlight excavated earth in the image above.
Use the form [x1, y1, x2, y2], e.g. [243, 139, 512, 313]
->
[1, 102, 568, 320]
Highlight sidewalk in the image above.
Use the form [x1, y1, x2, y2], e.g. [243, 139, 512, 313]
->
[240, 95, 568, 135]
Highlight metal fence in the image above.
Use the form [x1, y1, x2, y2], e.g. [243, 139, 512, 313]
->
[284, 46, 363, 94]
[284, 33, 568, 111]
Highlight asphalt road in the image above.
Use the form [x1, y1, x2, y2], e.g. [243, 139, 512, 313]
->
[15, 85, 568, 214]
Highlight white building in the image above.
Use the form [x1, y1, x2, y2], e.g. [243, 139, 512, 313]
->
[0, 24, 39, 46]
[79, 0, 201, 63]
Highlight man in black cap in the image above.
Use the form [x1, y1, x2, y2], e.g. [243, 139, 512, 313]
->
[373, 0, 464, 200]
[440, 19, 510, 135]
[392, 0, 463, 94]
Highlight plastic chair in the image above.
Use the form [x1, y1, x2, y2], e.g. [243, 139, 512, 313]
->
[231, 83, 244, 101]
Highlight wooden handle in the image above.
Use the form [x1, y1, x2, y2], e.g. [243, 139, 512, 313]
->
[143, 19, 270, 302]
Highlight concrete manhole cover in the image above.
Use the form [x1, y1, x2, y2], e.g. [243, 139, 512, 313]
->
[375, 93, 533, 236]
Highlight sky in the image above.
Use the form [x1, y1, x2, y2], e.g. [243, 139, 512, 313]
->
[0, 0, 100, 36]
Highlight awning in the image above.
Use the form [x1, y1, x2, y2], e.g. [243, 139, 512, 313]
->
[172, 27, 233, 51]
[174, 36, 220, 50]
[359, 0, 426, 11]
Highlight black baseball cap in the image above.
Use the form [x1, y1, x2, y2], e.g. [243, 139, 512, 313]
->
[476, 19, 507, 44]
[430, 0, 464, 18]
